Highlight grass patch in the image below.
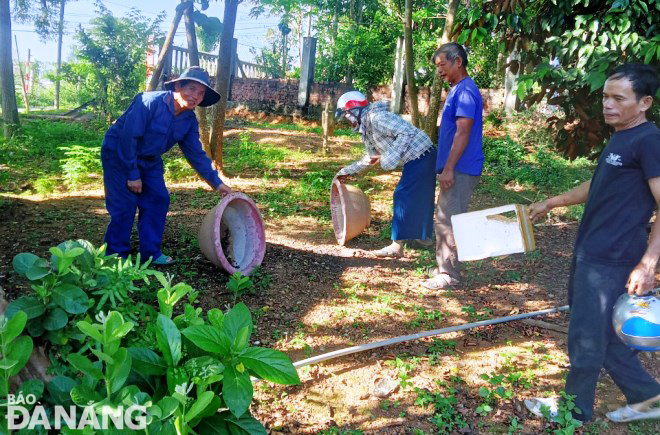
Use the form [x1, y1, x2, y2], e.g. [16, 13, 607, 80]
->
[0, 119, 105, 193]
[479, 135, 594, 219]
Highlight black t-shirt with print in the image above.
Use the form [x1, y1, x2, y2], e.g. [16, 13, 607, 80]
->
[574, 121, 660, 265]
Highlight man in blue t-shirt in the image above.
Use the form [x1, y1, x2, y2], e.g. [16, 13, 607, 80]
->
[525, 64, 660, 423]
[421, 43, 484, 290]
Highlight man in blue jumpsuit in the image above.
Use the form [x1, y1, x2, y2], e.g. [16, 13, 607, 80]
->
[101, 67, 232, 265]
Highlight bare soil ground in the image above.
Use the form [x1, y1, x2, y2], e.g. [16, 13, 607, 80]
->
[0, 121, 658, 435]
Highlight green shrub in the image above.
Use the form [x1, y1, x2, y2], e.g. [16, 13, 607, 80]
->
[4, 240, 300, 433]
[0, 120, 104, 192]
[59, 145, 102, 188]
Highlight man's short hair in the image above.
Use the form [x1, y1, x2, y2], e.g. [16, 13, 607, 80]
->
[432, 43, 468, 67]
[608, 63, 659, 100]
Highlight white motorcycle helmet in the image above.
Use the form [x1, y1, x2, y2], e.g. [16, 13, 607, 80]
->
[335, 91, 369, 128]
[612, 289, 660, 351]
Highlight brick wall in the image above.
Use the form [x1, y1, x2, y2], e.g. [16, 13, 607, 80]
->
[229, 77, 504, 116]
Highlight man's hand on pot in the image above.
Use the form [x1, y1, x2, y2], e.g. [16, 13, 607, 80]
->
[127, 179, 142, 194]
[216, 183, 233, 196]
[369, 156, 380, 166]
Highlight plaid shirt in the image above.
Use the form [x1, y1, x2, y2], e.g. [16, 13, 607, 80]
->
[337, 101, 434, 176]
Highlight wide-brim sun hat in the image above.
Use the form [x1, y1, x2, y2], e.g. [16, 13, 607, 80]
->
[163, 66, 221, 107]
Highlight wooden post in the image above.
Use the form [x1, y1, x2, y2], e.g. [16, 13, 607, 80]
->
[321, 98, 335, 154]
[147, 3, 185, 91]
[14, 35, 29, 114]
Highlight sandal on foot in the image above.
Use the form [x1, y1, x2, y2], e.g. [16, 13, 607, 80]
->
[371, 245, 404, 258]
[606, 405, 660, 423]
[524, 397, 559, 421]
[420, 273, 458, 290]
[152, 254, 176, 266]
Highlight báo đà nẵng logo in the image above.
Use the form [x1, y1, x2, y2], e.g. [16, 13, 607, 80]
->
[3, 392, 147, 430]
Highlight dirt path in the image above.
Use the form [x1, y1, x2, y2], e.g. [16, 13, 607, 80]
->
[0, 126, 658, 434]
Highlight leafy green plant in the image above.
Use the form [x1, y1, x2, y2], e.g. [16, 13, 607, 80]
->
[415, 386, 468, 433]
[0, 312, 35, 397]
[408, 307, 446, 329]
[507, 416, 522, 434]
[384, 356, 416, 390]
[39, 299, 299, 434]
[426, 339, 458, 365]
[226, 272, 254, 304]
[476, 373, 514, 416]
[58, 144, 102, 188]
[7, 240, 158, 345]
[461, 305, 493, 322]
[542, 391, 583, 434]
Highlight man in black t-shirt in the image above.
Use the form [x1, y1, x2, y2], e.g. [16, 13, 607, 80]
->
[524, 64, 660, 424]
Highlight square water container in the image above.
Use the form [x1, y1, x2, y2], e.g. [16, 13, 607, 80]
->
[451, 204, 536, 261]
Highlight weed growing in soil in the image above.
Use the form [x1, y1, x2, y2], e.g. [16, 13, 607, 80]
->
[476, 373, 515, 416]
[540, 391, 583, 434]
[461, 305, 493, 321]
[226, 271, 254, 304]
[426, 338, 458, 362]
[408, 306, 446, 329]
[415, 384, 468, 433]
[507, 416, 523, 434]
[385, 356, 418, 390]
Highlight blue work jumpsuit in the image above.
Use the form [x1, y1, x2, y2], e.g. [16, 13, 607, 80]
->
[101, 91, 222, 260]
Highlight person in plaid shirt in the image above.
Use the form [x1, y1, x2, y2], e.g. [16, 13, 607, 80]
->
[335, 91, 436, 257]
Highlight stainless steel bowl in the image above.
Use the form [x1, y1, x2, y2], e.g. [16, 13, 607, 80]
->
[612, 290, 660, 351]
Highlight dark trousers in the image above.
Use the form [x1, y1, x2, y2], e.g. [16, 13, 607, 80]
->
[565, 256, 660, 421]
[102, 154, 170, 261]
[391, 148, 436, 241]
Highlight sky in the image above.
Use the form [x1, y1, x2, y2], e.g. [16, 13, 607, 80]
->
[10, 0, 281, 68]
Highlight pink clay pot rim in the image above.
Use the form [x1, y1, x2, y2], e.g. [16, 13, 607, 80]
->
[331, 178, 348, 245]
[211, 192, 265, 275]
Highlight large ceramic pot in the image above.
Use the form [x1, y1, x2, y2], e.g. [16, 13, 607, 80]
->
[330, 178, 371, 245]
[198, 193, 266, 276]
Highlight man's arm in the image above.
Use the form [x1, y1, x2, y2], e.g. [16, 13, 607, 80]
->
[626, 176, 660, 295]
[438, 117, 474, 190]
[528, 180, 592, 221]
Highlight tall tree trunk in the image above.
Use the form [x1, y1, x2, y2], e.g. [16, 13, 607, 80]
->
[0, 0, 19, 137]
[182, 0, 210, 154]
[208, 0, 239, 171]
[345, 0, 363, 87]
[422, 0, 459, 142]
[330, 3, 339, 81]
[403, 0, 419, 127]
[54, 0, 65, 109]
[297, 9, 303, 66]
[14, 35, 29, 114]
[281, 31, 287, 77]
[504, 39, 521, 116]
[147, 2, 186, 91]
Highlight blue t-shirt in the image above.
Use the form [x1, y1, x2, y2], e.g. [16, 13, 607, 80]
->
[436, 77, 484, 175]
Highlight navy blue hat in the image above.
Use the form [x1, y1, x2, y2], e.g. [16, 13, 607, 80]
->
[163, 66, 221, 107]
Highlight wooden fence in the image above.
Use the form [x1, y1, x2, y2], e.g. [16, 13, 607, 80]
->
[161, 45, 266, 79]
